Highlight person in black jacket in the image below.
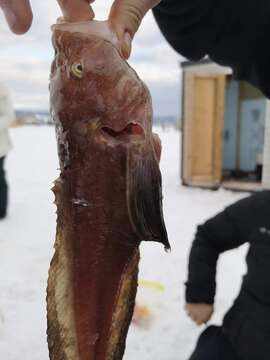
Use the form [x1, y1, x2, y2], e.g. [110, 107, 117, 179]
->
[185, 190, 270, 360]
[125, 0, 270, 100]
[152, 0, 270, 99]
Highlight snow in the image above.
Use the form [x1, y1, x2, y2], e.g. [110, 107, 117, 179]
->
[0, 126, 248, 359]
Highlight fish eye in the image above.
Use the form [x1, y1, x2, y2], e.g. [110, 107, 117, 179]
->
[71, 62, 84, 79]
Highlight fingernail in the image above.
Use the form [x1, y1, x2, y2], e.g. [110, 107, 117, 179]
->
[122, 32, 132, 59]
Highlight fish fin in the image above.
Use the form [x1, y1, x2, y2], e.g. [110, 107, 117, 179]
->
[127, 143, 170, 250]
[152, 133, 162, 163]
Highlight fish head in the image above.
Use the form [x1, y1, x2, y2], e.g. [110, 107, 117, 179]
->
[51, 29, 152, 135]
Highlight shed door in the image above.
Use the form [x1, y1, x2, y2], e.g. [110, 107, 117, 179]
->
[183, 74, 225, 187]
[239, 99, 266, 171]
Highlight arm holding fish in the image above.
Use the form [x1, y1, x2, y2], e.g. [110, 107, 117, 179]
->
[185, 195, 256, 325]
[56, 0, 270, 98]
[57, 0, 160, 59]
[0, 0, 94, 34]
[3, 0, 270, 98]
[108, 0, 270, 98]
[153, 0, 270, 98]
[5, 0, 261, 86]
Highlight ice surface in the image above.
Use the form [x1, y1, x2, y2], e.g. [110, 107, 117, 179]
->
[0, 126, 248, 359]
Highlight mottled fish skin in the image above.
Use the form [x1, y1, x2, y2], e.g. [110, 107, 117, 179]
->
[47, 26, 169, 360]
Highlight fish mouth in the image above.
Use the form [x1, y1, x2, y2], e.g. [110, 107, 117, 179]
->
[101, 123, 145, 142]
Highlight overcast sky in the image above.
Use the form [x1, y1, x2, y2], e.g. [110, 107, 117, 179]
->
[0, 0, 182, 116]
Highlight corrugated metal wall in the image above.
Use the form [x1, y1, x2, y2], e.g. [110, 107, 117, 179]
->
[263, 101, 270, 189]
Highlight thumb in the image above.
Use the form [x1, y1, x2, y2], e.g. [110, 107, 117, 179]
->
[109, 0, 160, 59]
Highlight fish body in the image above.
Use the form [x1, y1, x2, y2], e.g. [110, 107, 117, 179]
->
[47, 21, 169, 360]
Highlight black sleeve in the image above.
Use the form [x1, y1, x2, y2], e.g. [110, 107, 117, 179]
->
[153, 0, 270, 98]
[185, 191, 270, 304]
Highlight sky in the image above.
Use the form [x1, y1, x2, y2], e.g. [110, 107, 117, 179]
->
[0, 0, 182, 116]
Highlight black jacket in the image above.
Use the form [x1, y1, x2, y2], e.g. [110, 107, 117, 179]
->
[185, 191, 270, 360]
[153, 0, 270, 98]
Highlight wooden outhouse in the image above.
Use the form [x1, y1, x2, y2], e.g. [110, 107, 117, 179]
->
[181, 59, 270, 191]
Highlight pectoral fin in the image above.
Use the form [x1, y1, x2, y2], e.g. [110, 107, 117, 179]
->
[127, 142, 170, 250]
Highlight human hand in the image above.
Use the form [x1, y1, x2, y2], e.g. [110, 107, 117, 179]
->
[0, 0, 95, 35]
[57, 0, 160, 59]
[108, 0, 161, 58]
[185, 303, 214, 326]
[0, 0, 33, 34]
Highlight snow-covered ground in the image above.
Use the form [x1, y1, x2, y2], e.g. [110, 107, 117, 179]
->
[0, 126, 248, 359]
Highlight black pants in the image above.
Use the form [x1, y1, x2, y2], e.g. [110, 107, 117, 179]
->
[189, 326, 240, 360]
[0, 156, 8, 218]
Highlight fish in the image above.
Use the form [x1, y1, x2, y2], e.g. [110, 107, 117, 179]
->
[47, 20, 170, 360]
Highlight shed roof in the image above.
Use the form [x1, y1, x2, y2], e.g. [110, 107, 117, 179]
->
[181, 58, 232, 75]
[181, 58, 212, 68]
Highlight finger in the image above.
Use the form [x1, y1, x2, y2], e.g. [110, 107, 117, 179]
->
[109, 0, 161, 59]
[0, 0, 33, 34]
[57, 0, 95, 22]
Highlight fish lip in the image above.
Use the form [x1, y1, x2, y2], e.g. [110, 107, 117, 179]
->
[100, 122, 145, 142]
